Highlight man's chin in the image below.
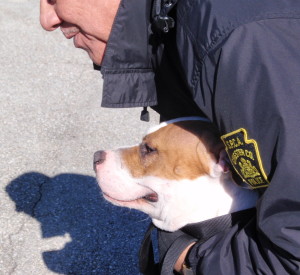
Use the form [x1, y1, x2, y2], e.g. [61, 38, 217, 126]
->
[73, 43, 105, 65]
[77, 48, 104, 66]
[72, 32, 107, 65]
[88, 52, 103, 66]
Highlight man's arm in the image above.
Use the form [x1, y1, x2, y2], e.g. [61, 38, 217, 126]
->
[174, 243, 195, 273]
[184, 17, 300, 274]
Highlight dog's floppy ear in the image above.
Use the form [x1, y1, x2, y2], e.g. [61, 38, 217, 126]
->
[192, 121, 230, 177]
[211, 149, 231, 177]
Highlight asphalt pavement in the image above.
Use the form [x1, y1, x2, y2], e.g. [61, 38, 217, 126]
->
[0, 1, 159, 274]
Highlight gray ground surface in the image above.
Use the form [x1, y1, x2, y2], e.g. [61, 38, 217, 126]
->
[0, 1, 159, 274]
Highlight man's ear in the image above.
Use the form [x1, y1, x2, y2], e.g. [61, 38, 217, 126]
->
[210, 149, 231, 177]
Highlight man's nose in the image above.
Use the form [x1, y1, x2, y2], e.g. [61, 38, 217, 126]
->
[40, 0, 62, 31]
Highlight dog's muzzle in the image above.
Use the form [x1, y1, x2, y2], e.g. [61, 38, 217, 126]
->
[93, 150, 106, 172]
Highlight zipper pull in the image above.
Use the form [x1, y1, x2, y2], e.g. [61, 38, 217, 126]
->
[140, 107, 150, 122]
[153, 0, 177, 33]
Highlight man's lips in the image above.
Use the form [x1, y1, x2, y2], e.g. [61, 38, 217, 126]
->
[61, 31, 79, 39]
[60, 27, 80, 39]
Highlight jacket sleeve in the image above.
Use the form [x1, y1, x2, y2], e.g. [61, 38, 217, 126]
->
[187, 18, 300, 274]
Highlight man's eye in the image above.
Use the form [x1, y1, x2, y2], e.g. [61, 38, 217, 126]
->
[140, 143, 157, 156]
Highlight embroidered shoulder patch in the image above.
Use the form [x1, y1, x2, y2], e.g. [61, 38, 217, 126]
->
[221, 128, 269, 189]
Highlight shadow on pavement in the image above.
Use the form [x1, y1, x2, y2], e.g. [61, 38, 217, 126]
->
[6, 172, 149, 275]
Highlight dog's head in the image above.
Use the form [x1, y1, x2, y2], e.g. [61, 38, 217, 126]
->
[94, 118, 233, 231]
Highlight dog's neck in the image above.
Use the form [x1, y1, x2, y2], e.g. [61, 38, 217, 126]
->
[221, 173, 258, 212]
[149, 173, 258, 231]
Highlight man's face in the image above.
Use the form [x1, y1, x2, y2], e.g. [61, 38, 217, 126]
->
[40, 0, 121, 65]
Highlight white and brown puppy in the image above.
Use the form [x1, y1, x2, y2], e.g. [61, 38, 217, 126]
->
[94, 117, 258, 232]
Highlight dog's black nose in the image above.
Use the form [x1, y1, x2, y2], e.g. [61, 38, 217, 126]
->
[93, 150, 106, 171]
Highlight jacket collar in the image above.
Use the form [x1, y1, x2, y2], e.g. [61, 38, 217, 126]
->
[101, 0, 154, 70]
[98, 0, 159, 109]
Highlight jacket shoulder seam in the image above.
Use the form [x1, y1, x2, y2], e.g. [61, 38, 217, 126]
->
[177, 12, 300, 88]
[178, 11, 300, 64]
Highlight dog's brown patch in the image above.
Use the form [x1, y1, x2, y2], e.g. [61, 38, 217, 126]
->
[120, 121, 223, 180]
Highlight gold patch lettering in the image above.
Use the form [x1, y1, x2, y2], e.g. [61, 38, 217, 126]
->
[221, 128, 269, 189]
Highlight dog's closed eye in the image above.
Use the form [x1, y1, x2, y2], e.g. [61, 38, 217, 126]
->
[140, 143, 157, 158]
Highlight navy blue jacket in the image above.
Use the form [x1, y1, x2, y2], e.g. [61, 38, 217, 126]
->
[100, 0, 300, 273]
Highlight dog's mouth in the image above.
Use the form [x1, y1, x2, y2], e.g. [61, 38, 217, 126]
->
[103, 192, 158, 203]
[143, 193, 158, 202]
